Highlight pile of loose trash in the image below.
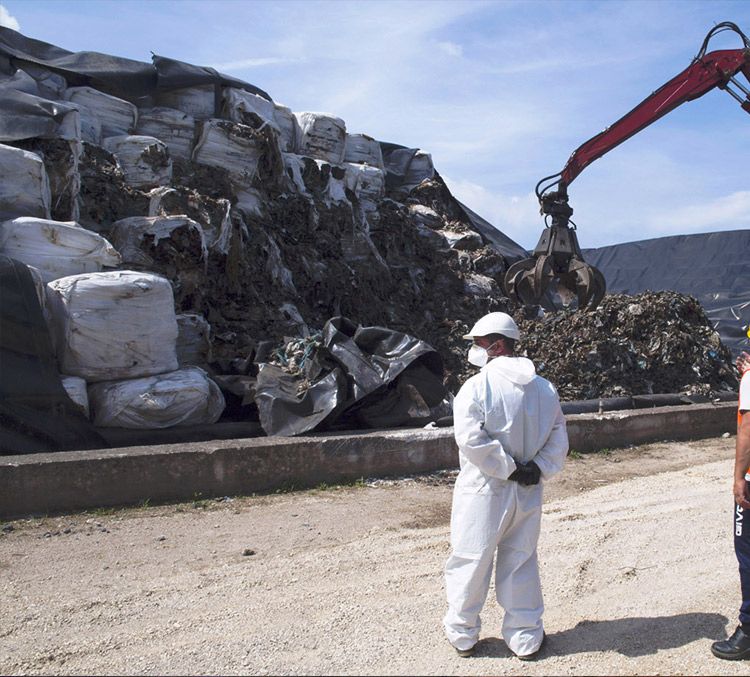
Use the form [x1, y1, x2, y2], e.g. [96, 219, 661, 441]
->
[515, 291, 738, 401]
[0, 27, 740, 448]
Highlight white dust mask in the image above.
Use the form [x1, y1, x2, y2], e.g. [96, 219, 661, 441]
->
[468, 345, 488, 367]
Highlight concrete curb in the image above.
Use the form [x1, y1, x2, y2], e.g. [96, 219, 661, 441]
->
[0, 402, 737, 519]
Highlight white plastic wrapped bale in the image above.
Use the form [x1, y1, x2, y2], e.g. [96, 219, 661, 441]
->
[101, 135, 172, 188]
[324, 161, 348, 203]
[345, 163, 385, 211]
[109, 215, 207, 268]
[46, 270, 179, 382]
[87, 366, 225, 428]
[281, 153, 347, 203]
[192, 119, 263, 184]
[63, 86, 137, 138]
[222, 88, 277, 129]
[176, 313, 212, 367]
[282, 153, 307, 193]
[294, 112, 346, 164]
[0, 144, 51, 219]
[136, 107, 196, 162]
[343, 133, 384, 169]
[0, 217, 121, 282]
[66, 101, 101, 144]
[61, 375, 90, 418]
[273, 103, 299, 153]
[155, 84, 217, 120]
[405, 150, 435, 189]
[146, 187, 232, 254]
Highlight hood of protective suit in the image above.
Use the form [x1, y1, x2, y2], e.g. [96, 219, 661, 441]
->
[484, 355, 536, 385]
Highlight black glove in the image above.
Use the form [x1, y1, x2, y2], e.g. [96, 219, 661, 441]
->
[508, 461, 541, 486]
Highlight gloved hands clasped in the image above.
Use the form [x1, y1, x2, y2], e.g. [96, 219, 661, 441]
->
[508, 460, 541, 486]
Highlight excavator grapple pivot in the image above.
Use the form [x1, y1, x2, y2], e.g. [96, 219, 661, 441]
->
[504, 188, 606, 310]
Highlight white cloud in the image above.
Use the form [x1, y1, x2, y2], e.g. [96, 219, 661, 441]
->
[437, 41, 462, 57]
[213, 56, 305, 71]
[651, 191, 750, 234]
[0, 4, 19, 30]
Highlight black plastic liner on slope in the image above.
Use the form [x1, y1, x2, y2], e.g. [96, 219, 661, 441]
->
[254, 317, 448, 436]
[379, 141, 528, 262]
[0, 255, 107, 454]
[584, 230, 750, 358]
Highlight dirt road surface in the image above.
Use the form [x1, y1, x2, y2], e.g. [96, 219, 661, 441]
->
[1, 435, 748, 676]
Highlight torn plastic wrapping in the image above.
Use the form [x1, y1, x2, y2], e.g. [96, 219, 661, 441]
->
[254, 317, 449, 436]
[101, 135, 172, 189]
[136, 107, 196, 162]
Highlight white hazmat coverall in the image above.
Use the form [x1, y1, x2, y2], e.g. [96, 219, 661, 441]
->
[443, 355, 569, 656]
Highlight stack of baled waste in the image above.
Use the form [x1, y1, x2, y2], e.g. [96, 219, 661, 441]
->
[0, 216, 224, 429]
[0, 28, 449, 350]
[0, 25, 535, 432]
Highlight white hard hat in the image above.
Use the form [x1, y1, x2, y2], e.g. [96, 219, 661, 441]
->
[462, 312, 521, 341]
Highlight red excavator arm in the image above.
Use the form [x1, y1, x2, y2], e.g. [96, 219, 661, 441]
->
[504, 21, 750, 311]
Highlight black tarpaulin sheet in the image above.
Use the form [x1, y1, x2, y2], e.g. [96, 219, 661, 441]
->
[379, 142, 420, 191]
[0, 25, 156, 96]
[454, 200, 528, 263]
[152, 55, 272, 101]
[0, 255, 107, 454]
[584, 230, 750, 357]
[0, 26, 272, 102]
[254, 317, 447, 436]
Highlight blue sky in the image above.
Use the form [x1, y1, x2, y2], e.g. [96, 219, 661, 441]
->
[3, 0, 750, 250]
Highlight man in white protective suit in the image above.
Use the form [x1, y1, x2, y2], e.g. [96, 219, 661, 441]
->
[443, 311, 569, 660]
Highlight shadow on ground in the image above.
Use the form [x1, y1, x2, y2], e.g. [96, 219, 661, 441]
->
[473, 612, 729, 659]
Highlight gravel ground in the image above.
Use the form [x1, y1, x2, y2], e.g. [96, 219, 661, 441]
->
[1, 435, 748, 675]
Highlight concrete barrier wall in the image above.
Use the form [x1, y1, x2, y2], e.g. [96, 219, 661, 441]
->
[0, 402, 737, 518]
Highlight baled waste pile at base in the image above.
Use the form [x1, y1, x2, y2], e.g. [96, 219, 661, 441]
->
[0, 26, 741, 452]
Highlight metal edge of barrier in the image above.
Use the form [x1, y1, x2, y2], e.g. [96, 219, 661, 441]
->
[0, 401, 737, 519]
